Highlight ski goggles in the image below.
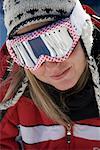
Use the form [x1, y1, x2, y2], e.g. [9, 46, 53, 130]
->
[6, 18, 80, 71]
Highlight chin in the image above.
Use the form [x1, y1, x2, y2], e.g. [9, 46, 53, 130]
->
[52, 84, 74, 91]
[52, 79, 78, 91]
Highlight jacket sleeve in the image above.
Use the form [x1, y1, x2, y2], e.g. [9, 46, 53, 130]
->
[0, 45, 22, 149]
[0, 107, 21, 150]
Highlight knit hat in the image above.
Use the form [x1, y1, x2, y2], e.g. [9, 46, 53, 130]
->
[1, 0, 100, 115]
[3, 0, 76, 36]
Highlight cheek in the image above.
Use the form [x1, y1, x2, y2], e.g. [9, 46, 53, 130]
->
[69, 43, 87, 76]
[30, 66, 48, 82]
[74, 57, 86, 76]
[73, 51, 86, 76]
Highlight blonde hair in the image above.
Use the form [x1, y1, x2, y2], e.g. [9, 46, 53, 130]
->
[1, 62, 89, 130]
[1, 68, 25, 102]
[25, 63, 89, 129]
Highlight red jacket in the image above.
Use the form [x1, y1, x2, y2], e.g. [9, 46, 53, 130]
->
[0, 96, 100, 150]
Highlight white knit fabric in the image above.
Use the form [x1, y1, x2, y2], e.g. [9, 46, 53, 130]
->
[0, 77, 28, 110]
[3, 0, 76, 35]
[88, 57, 100, 114]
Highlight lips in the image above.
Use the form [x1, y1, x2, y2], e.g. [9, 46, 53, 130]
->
[50, 67, 71, 80]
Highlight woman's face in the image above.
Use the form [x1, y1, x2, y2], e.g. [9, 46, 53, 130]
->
[18, 23, 87, 91]
[31, 42, 86, 91]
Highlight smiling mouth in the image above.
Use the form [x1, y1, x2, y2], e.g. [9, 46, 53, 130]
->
[50, 67, 72, 80]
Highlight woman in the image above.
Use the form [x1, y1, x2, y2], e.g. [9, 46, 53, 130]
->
[0, 0, 100, 149]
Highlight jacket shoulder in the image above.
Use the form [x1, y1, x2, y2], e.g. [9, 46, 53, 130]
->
[0, 43, 20, 102]
[0, 43, 10, 81]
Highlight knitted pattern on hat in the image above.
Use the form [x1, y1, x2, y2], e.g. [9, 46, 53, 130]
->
[3, 0, 76, 36]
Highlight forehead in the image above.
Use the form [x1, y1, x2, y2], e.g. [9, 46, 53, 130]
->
[17, 21, 53, 35]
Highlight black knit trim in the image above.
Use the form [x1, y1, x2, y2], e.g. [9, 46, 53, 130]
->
[14, 0, 20, 5]
[91, 28, 100, 62]
[9, 15, 66, 39]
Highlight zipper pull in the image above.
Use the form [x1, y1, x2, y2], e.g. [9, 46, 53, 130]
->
[67, 130, 71, 144]
[67, 124, 71, 144]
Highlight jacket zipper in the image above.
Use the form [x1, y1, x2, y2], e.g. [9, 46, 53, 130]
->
[66, 123, 71, 144]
